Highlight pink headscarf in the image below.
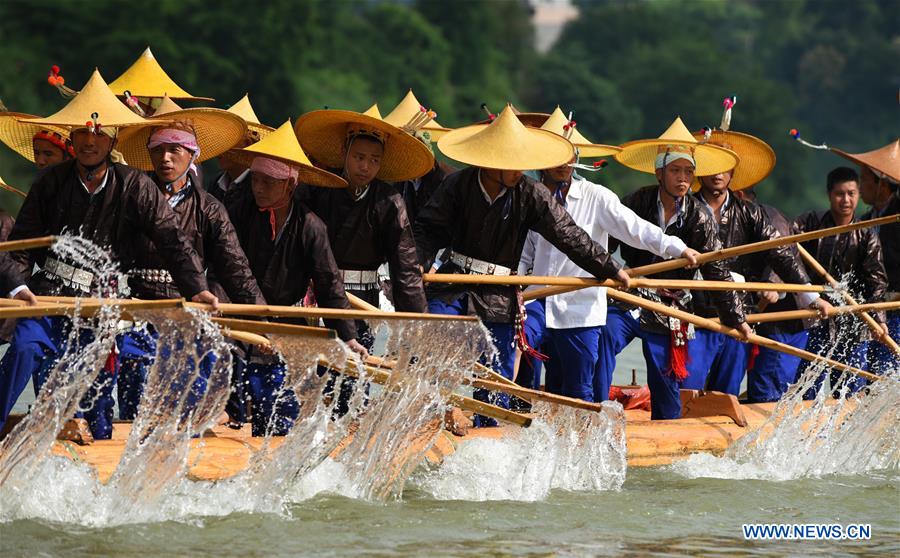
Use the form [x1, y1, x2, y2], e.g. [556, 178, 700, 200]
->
[147, 128, 199, 154]
[250, 157, 299, 181]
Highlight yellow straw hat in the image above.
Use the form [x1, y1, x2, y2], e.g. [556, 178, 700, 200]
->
[226, 94, 274, 141]
[295, 109, 434, 182]
[690, 129, 775, 191]
[383, 89, 451, 141]
[115, 95, 247, 170]
[477, 103, 550, 128]
[18, 69, 160, 133]
[540, 106, 620, 158]
[363, 103, 383, 119]
[615, 117, 739, 176]
[232, 120, 347, 189]
[437, 105, 575, 171]
[0, 112, 73, 162]
[151, 95, 183, 115]
[108, 47, 213, 102]
[832, 139, 900, 183]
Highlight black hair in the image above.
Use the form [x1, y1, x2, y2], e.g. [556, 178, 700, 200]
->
[826, 166, 859, 192]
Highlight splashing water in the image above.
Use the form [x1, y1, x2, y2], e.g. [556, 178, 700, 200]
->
[414, 401, 627, 501]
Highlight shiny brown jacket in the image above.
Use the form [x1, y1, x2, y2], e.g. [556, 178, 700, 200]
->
[861, 192, 899, 297]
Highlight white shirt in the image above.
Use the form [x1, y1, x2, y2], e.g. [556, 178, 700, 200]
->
[518, 176, 688, 328]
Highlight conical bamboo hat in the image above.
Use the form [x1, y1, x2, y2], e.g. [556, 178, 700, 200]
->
[438, 105, 574, 171]
[116, 95, 247, 170]
[691, 129, 775, 191]
[540, 106, 620, 158]
[108, 47, 213, 102]
[232, 120, 347, 189]
[0, 112, 72, 162]
[832, 139, 900, 183]
[615, 117, 739, 176]
[363, 103, 383, 119]
[227, 94, 274, 140]
[383, 89, 450, 140]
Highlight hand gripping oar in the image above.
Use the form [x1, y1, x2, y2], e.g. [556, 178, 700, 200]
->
[522, 212, 900, 301]
[795, 244, 900, 357]
[605, 288, 880, 383]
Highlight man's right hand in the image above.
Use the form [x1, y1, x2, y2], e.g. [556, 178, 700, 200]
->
[681, 248, 701, 269]
[13, 288, 38, 306]
[614, 269, 632, 290]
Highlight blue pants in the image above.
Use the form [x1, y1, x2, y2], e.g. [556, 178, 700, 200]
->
[521, 299, 601, 401]
[868, 316, 899, 376]
[429, 295, 515, 427]
[689, 330, 749, 394]
[596, 305, 642, 402]
[642, 331, 683, 420]
[0, 316, 116, 439]
[245, 356, 299, 437]
[799, 324, 869, 398]
[747, 330, 809, 403]
[518, 300, 546, 391]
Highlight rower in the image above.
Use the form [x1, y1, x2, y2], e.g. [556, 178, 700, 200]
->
[795, 167, 889, 397]
[208, 94, 274, 202]
[414, 105, 630, 427]
[517, 106, 700, 403]
[222, 121, 366, 436]
[690, 105, 832, 398]
[605, 117, 752, 420]
[113, 103, 263, 420]
[0, 70, 217, 439]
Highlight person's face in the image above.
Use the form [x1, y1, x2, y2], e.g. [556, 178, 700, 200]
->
[32, 138, 66, 169]
[149, 142, 194, 184]
[858, 166, 880, 205]
[828, 180, 859, 218]
[70, 129, 114, 168]
[655, 158, 695, 198]
[251, 171, 293, 208]
[344, 137, 383, 188]
[699, 169, 733, 194]
[484, 168, 524, 188]
[543, 157, 575, 185]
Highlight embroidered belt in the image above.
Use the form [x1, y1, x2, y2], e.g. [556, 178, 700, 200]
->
[448, 251, 512, 276]
[43, 256, 94, 292]
[340, 269, 380, 291]
[130, 268, 174, 284]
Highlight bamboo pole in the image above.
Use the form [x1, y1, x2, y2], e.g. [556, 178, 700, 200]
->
[0, 235, 56, 252]
[605, 288, 880, 382]
[211, 317, 336, 339]
[423, 274, 829, 293]
[0, 178, 27, 198]
[184, 301, 475, 322]
[0, 298, 184, 319]
[714, 300, 900, 325]
[523, 213, 900, 301]
[796, 244, 900, 356]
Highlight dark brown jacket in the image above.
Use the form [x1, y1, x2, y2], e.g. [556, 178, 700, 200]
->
[394, 161, 454, 225]
[129, 172, 264, 305]
[10, 160, 207, 297]
[610, 185, 745, 332]
[413, 167, 622, 323]
[754, 204, 807, 336]
[302, 179, 427, 313]
[794, 209, 888, 323]
[861, 192, 899, 298]
[226, 180, 357, 341]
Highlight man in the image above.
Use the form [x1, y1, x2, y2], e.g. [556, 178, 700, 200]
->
[0, 113, 74, 169]
[795, 167, 889, 397]
[208, 95, 273, 202]
[833, 140, 899, 375]
[518, 107, 700, 403]
[114, 106, 261, 419]
[691, 127, 832, 397]
[414, 106, 630, 427]
[607, 117, 752, 420]
[224, 121, 366, 435]
[0, 70, 218, 438]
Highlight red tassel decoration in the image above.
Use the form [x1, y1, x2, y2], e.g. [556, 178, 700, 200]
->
[668, 320, 691, 381]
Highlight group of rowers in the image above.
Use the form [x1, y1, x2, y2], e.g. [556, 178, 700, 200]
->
[0, 49, 896, 440]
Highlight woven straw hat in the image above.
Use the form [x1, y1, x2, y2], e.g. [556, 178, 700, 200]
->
[295, 109, 434, 182]
[115, 94, 246, 170]
[615, 117, 739, 176]
[832, 139, 899, 183]
[383, 89, 450, 141]
[437, 105, 574, 171]
[540, 106, 620, 158]
[227, 94, 274, 141]
[232, 120, 347, 189]
[363, 104, 383, 119]
[109, 47, 213, 102]
[689, 129, 775, 191]
[19, 69, 160, 132]
[0, 112, 72, 162]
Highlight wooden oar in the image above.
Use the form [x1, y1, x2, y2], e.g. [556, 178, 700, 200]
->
[796, 244, 900, 356]
[0, 235, 56, 252]
[524, 213, 900, 301]
[714, 300, 900, 325]
[184, 301, 475, 322]
[605, 288, 880, 382]
[0, 298, 184, 319]
[423, 274, 829, 294]
[211, 317, 336, 339]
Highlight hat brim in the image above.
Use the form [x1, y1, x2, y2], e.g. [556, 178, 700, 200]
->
[831, 147, 900, 184]
[477, 113, 550, 128]
[229, 148, 348, 189]
[575, 143, 621, 159]
[437, 123, 575, 171]
[115, 108, 247, 171]
[0, 113, 72, 163]
[615, 139, 739, 176]
[295, 110, 435, 183]
[689, 131, 776, 191]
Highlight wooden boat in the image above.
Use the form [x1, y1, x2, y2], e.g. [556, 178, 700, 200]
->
[13, 401, 781, 483]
